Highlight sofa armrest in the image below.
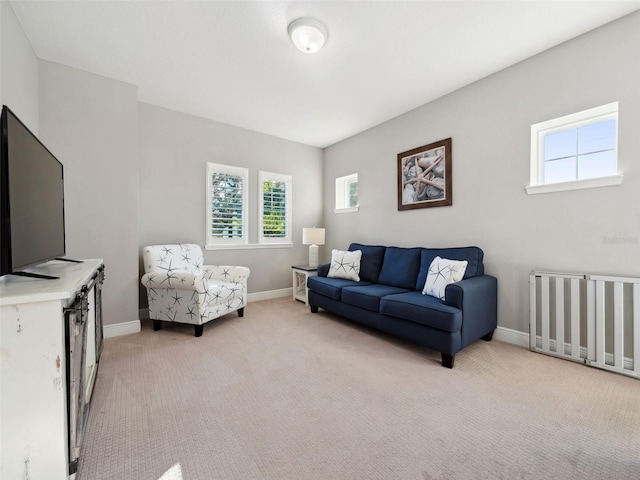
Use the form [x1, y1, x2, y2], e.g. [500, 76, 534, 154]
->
[317, 263, 330, 277]
[141, 271, 198, 290]
[445, 275, 498, 345]
[203, 265, 250, 284]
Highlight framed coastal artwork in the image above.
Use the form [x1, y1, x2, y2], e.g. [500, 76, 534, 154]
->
[397, 137, 452, 210]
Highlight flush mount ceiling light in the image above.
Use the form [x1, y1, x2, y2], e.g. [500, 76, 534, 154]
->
[288, 18, 328, 54]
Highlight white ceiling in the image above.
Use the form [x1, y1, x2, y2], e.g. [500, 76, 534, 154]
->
[9, 0, 640, 148]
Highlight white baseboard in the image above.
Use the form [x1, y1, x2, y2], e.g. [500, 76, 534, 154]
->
[104, 320, 141, 338]
[115, 289, 293, 339]
[125, 296, 531, 349]
[532, 335, 635, 371]
[494, 326, 530, 348]
[502, 327, 636, 371]
[247, 287, 292, 302]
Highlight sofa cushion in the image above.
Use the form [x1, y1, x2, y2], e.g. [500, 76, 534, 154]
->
[328, 249, 362, 281]
[307, 276, 371, 300]
[380, 291, 462, 333]
[377, 247, 423, 290]
[416, 247, 484, 290]
[348, 243, 386, 283]
[342, 284, 411, 312]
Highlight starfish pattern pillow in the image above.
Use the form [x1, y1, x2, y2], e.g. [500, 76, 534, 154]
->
[422, 256, 468, 300]
[328, 249, 362, 281]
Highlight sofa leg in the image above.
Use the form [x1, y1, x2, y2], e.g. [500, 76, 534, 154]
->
[441, 354, 454, 369]
[194, 325, 203, 337]
[153, 320, 162, 331]
[238, 307, 244, 318]
[310, 305, 319, 313]
[481, 330, 494, 341]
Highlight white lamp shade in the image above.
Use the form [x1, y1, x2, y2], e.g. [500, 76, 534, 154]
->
[288, 18, 328, 54]
[303, 227, 325, 267]
[302, 227, 325, 245]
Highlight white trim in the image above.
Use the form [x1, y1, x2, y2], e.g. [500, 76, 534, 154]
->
[496, 326, 636, 373]
[532, 102, 618, 135]
[525, 174, 622, 195]
[335, 173, 358, 210]
[247, 287, 292, 302]
[121, 292, 291, 340]
[589, 273, 640, 284]
[138, 289, 292, 318]
[104, 319, 141, 338]
[334, 206, 359, 214]
[532, 335, 635, 372]
[130, 306, 527, 348]
[494, 326, 530, 348]
[529, 102, 619, 191]
[205, 243, 292, 251]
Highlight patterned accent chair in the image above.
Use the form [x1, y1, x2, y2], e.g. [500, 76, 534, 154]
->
[141, 244, 250, 337]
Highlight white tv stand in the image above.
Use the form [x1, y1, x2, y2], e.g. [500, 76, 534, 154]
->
[0, 259, 105, 479]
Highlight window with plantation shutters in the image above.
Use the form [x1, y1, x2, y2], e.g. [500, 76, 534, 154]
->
[206, 162, 248, 246]
[259, 171, 292, 245]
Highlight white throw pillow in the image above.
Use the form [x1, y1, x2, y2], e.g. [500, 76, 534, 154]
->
[328, 249, 362, 281]
[422, 256, 468, 300]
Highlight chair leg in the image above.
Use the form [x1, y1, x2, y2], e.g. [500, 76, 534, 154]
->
[481, 330, 494, 341]
[310, 305, 319, 313]
[441, 353, 454, 369]
[194, 325, 204, 337]
[237, 307, 244, 318]
[153, 320, 162, 331]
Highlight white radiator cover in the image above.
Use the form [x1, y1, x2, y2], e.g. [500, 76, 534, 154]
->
[530, 271, 640, 379]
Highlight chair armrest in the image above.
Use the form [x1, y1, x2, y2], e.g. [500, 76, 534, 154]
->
[202, 265, 250, 284]
[445, 275, 498, 345]
[141, 271, 198, 290]
[317, 263, 330, 277]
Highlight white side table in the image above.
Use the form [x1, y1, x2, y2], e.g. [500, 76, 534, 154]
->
[292, 265, 318, 305]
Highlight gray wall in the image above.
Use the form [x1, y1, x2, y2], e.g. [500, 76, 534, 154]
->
[138, 103, 324, 297]
[38, 61, 140, 328]
[4, 6, 638, 335]
[323, 11, 640, 335]
[2, 19, 323, 325]
[1, 1, 39, 131]
[2, 7, 141, 330]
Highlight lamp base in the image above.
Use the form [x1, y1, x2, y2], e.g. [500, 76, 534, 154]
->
[308, 244, 319, 268]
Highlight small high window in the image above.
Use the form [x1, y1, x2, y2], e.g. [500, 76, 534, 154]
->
[335, 173, 358, 212]
[526, 102, 622, 194]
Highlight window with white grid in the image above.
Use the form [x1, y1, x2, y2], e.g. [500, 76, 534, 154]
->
[527, 102, 622, 194]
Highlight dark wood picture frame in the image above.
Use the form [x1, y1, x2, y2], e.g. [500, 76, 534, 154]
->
[397, 137, 452, 210]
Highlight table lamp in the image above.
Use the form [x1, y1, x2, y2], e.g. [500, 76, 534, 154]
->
[302, 227, 325, 267]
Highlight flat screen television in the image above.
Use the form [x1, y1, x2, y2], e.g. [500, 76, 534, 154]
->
[0, 105, 66, 278]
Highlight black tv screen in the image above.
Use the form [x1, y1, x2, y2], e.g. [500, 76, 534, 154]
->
[0, 105, 66, 276]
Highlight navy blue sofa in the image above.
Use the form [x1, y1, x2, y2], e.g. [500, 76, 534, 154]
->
[307, 243, 498, 368]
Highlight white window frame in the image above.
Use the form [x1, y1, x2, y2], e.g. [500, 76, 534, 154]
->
[334, 173, 359, 213]
[258, 170, 292, 245]
[206, 162, 249, 247]
[526, 102, 622, 195]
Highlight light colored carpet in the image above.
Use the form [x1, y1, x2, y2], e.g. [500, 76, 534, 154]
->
[77, 297, 640, 480]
